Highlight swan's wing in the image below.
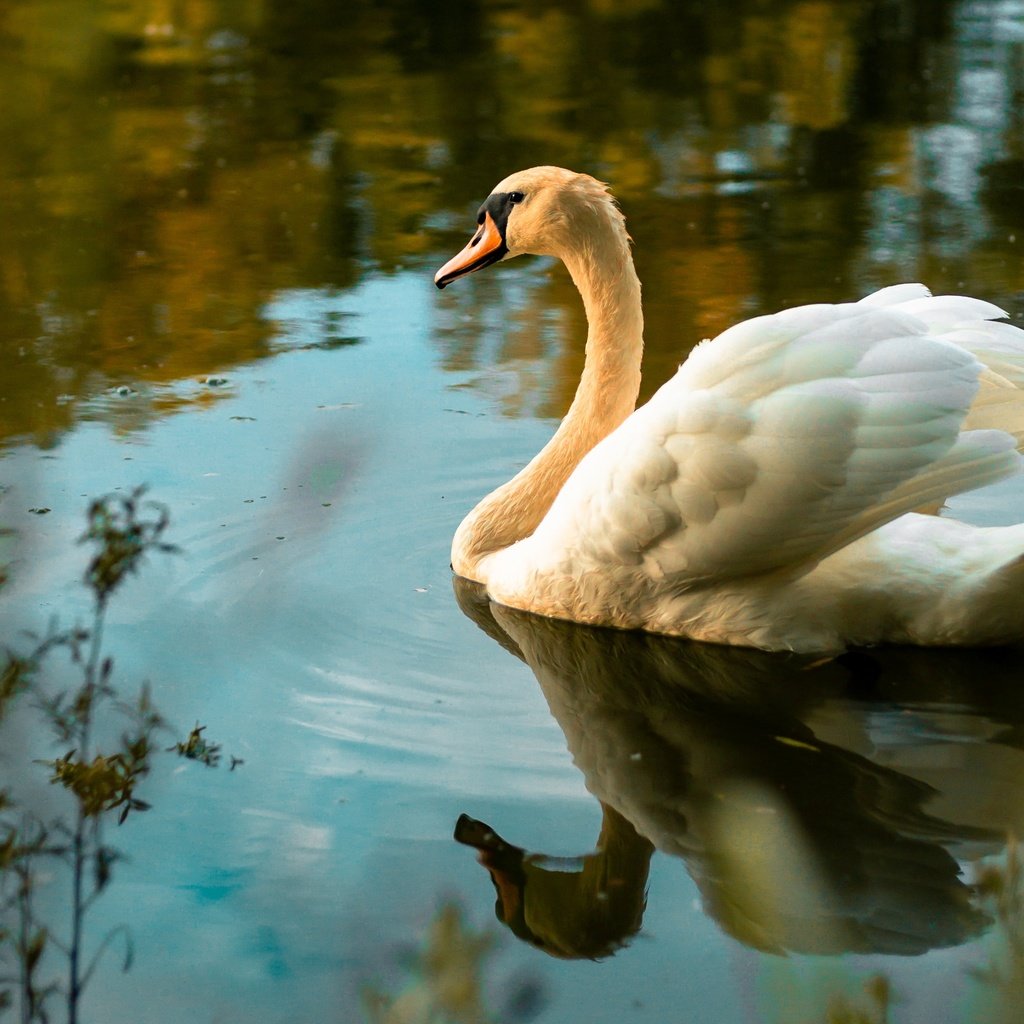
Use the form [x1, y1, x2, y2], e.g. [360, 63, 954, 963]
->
[869, 286, 1024, 444]
[528, 292, 1021, 585]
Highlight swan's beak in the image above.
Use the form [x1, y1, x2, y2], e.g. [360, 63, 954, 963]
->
[434, 211, 508, 289]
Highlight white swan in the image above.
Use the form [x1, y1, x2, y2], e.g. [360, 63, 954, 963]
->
[434, 166, 1024, 653]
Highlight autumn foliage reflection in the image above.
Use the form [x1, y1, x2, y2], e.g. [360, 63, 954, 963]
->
[3, 0, 1023, 449]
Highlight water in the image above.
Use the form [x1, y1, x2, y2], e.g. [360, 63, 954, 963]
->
[2, 2, 1024, 1021]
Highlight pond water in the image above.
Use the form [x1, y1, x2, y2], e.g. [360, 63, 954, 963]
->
[3, 1, 1024, 1022]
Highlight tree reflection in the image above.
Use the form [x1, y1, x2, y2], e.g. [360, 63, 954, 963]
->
[2, 0, 1023, 450]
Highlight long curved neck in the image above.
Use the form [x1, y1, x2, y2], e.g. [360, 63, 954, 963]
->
[453, 224, 644, 580]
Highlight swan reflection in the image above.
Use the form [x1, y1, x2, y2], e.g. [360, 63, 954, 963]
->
[453, 578, 1024, 959]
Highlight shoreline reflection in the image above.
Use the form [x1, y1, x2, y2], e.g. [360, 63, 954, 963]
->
[454, 577, 1024, 959]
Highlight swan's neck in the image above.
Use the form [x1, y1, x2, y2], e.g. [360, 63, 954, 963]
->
[453, 226, 644, 580]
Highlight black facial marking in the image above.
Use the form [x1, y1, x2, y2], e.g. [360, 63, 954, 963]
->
[477, 191, 522, 240]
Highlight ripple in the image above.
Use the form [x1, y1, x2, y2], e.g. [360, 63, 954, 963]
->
[289, 652, 583, 801]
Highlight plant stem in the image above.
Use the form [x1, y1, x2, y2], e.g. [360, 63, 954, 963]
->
[68, 813, 84, 1024]
[17, 861, 31, 1024]
[80, 597, 108, 757]
[68, 599, 106, 1024]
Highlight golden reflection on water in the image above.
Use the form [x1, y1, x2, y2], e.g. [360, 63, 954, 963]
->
[3, 0, 1024, 447]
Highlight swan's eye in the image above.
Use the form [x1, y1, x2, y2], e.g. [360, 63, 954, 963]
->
[508, 191, 525, 205]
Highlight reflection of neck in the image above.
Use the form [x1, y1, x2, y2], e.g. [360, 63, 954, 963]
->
[452, 225, 644, 580]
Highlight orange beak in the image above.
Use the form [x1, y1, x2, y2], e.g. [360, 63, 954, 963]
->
[434, 211, 508, 289]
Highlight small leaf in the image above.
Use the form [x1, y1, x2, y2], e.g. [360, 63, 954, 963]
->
[25, 929, 47, 972]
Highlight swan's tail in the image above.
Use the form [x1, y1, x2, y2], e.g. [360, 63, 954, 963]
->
[862, 285, 1024, 449]
[835, 515, 1024, 647]
[958, 547, 1024, 646]
[927, 521, 1024, 646]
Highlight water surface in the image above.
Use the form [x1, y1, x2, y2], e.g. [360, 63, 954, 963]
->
[3, 2, 1024, 1022]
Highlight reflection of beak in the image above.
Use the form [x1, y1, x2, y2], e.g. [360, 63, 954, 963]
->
[434, 211, 507, 289]
[454, 812, 526, 922]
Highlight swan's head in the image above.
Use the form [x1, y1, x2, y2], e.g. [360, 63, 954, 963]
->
[434, 166, 625, 289]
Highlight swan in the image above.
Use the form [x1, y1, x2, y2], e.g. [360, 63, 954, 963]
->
[434, 166, 1024, 653]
